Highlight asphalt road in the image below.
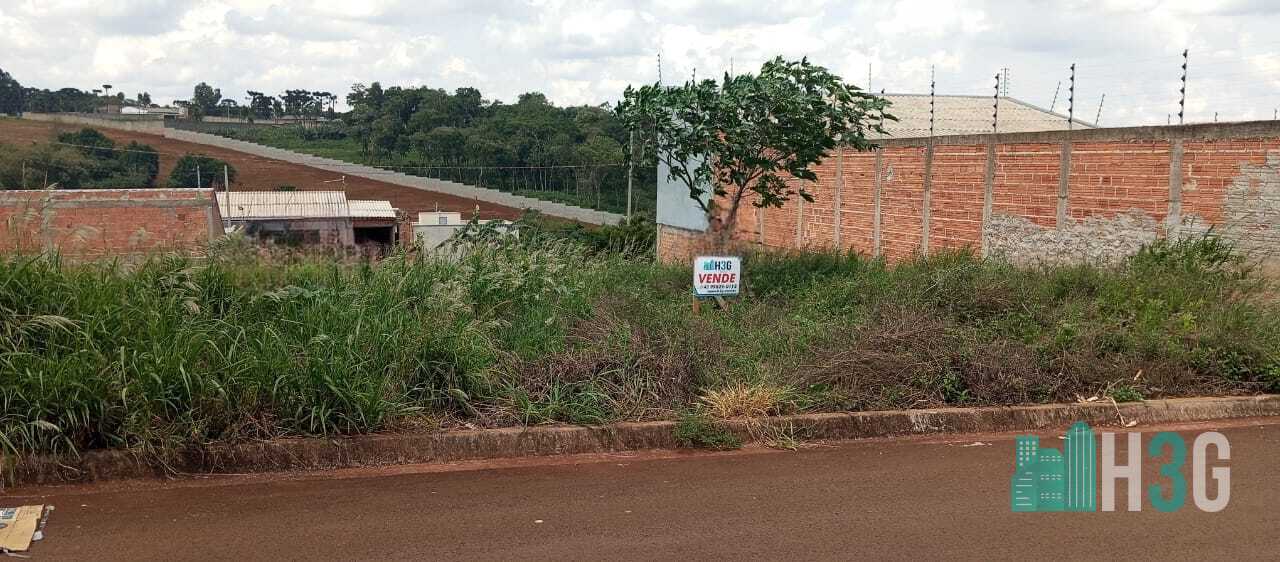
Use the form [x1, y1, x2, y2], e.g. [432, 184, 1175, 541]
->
[5, 419, 1277, 561]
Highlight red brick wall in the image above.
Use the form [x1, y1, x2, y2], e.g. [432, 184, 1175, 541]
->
[656, 122, 1280, 266]
[1068, 140, 1171, 223]
[0, 189, 223, 258]
[929, 144, 987, 252]
[992, 142, 1061, 228]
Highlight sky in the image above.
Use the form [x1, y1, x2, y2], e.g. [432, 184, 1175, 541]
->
[3, 0, 1280, 127]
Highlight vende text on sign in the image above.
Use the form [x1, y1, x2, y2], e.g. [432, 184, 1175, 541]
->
[693, 255, 741, 297]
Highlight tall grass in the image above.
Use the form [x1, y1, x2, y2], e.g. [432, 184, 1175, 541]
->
[1, 233, 1277, 462]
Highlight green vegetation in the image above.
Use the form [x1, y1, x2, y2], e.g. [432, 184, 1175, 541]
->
[168, 154, 237, 188]
[0, 127, 159, 189]
[0, 67, 21, 116]
[617, 56, 891, 238]
[674, 413, 742, 450]
[214, 86, 655, 215]
[1, 234, 1277, 464]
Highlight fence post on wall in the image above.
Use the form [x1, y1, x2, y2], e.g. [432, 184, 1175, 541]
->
[981, 137, 996, 257]
[921, 140, 935, 255]
[1057, 138, 1072, 228]
[1167, 138, 1184, 239]
[873, 148, 883, 258]
[834, 147, 845, 249]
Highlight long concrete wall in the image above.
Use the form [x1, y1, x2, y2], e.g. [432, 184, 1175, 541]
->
[659, 121, 1280, 267]
[160, 130, 623, 225]
[21, 112, 166, 133]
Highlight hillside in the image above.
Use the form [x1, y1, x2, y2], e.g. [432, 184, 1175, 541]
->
[0, 117, 527, 220]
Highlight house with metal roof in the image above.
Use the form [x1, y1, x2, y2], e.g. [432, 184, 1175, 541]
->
[872, 94, 1094, 138]
[215, 191, 400, 250]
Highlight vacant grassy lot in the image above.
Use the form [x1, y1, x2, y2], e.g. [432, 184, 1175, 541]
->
[2, 233, 1277, 463]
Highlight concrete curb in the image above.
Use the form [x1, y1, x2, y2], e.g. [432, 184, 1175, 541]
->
[6, 395, 1278, 487]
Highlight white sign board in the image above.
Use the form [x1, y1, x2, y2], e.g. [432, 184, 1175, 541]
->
[693, 256, 741, 297]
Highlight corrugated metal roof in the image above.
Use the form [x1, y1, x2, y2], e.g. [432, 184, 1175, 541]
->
[871, 94, 1093, 138]
[349, 200, 397, 219]
[217, 191, 350, 220]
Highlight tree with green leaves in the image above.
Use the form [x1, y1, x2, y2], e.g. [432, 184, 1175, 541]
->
[169, 154, 236, 189]
[617, 56, 892, 243]
[0, 67, 22, 116]
[190, 82, 222, 119]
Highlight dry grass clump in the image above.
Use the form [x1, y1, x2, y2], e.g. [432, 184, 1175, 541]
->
[699, 381, 793, 418]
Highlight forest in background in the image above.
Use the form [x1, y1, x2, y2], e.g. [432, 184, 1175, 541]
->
[0, 67, 655, 215]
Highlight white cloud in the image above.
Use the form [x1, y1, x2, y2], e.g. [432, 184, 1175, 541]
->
[2, 0, 1280, 125]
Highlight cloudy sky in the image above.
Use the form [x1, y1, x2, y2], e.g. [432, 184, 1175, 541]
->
[3, 0, 1280, 126]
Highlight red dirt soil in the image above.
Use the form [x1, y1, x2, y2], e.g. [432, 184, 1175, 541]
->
[0, 118, 524, 220]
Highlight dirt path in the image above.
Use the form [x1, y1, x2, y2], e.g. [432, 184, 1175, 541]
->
[0, 118, 524, 220]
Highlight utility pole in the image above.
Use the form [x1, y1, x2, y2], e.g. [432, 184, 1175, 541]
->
[21, 161, 26, 189]
[223, 165, 230, 192]
[626, 130, 635, 220]
[196, 165, 201, 189]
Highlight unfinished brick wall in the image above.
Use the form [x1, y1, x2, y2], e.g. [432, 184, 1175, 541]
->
[0, 188, 224, 258]
[658, 121, 1280, 267]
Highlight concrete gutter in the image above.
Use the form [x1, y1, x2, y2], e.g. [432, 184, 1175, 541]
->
[5, 395, 1277, 487]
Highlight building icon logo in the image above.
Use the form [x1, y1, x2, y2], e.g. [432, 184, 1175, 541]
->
[1010, 421, 1096, 512]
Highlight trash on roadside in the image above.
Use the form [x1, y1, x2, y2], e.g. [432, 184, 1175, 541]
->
[0, 505, 49, 555]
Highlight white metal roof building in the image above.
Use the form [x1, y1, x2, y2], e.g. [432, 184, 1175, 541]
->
[348, 199, 398, 219]
[215, 191, 400, 249]
[217, 191, 351, 220]
[871, 94, 1094, 138]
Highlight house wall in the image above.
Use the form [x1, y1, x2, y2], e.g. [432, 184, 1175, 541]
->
[657, 121, 1280, 268]
[0, 188, 223, 257]
[228, 218, 354, 247]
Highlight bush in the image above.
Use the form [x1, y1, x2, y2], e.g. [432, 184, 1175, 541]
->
[169, 154, 237, 188]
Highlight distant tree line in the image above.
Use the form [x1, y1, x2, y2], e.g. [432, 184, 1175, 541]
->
[1, 66, 159, 115]
[331, 82, 654, 210]
[176, 82, 338, 121]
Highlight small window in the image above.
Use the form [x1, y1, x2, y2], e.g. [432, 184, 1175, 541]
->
[438, 217, 448, 225]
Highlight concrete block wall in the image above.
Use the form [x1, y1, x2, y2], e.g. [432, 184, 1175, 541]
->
[662, 121, 1280, 267]
[0, 188, 223, 258]
[161, 129, 625, 226]
[21, 112, 166, 133]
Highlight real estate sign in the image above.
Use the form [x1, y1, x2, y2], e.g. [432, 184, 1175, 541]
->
[693, 256, 741, 297]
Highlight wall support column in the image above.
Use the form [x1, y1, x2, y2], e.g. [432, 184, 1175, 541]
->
[1057, 139, 1072, 228]
[834, 148, 845, 249]
[873, 149, 883, 257]
[1167, 139, 1184, 239]
[756, 207, 765, 245]
[981, 139, 996, 257]
[794, 188, 805, 248]
[921, 141, 934, 255]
